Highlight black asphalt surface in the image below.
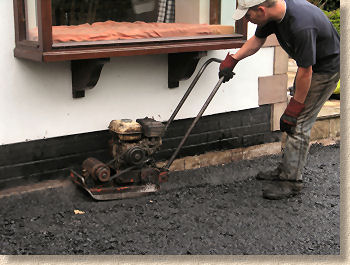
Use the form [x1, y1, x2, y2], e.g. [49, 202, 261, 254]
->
[0, 143, 340, 255]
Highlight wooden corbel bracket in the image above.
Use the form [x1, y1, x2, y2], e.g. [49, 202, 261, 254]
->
[70, 52, 206, 98]
[168, 51, 207, 88]
[71, 58, 110, 98]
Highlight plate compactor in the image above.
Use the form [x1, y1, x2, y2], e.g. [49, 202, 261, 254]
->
[70, 58, 233, 200]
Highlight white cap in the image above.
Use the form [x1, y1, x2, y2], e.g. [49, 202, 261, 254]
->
[233, 0, 266, 20]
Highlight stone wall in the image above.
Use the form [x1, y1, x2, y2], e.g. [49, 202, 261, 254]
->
[259, 34, 289, 131]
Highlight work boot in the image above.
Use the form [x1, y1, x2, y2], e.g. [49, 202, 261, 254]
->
[255, 167, 282, 181]
[263, 180, 303, 200]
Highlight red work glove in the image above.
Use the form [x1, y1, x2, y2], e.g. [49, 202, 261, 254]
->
[280, 97, 305, 134]
[219, 53, 239, 83]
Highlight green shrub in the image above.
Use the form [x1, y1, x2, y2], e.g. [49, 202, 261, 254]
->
[323, 0, 340, 11]
[308, 0, 339, 11]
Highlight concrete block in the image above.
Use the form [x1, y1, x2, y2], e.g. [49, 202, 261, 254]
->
[199, 151, 232, 167]
[318, 100, 340, 119]
[271, 101, 288, 131]
[242, 142, 281, 160]
[169, 158, 185, 171]
[184, 155, 201, 170]
[281, 132, 287, 150]
[231, 148, 244, 161]
[274, 46, 289, 75]
[330, 118, 340, 138]
[258, 74, 288, 105]
[311, 120, 330, 140]
[156, 161, 166, 168]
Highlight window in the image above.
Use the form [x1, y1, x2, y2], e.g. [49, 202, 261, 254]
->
[14, 0, 248, 62]
[24, 0, 38, 42]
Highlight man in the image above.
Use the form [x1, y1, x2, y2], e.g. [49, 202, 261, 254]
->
[219, 0, 339, 200]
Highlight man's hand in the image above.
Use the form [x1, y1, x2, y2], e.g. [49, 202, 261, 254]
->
[219, 53, 239, 83]
[280, 97, 305, 134]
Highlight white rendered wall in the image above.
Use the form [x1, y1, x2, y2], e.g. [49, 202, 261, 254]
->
[0, 1, 273, 145]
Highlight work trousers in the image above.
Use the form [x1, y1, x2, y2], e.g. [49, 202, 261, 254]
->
[280, 71, 340, 181]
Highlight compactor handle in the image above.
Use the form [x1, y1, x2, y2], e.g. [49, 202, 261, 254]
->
[163, 57, 238, 170]
[164, 58, 223, 132]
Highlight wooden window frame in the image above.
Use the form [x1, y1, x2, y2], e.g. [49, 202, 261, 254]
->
[13, 0, 248, 62]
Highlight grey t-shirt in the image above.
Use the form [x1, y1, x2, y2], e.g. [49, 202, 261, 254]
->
[255, 0, 339, 73]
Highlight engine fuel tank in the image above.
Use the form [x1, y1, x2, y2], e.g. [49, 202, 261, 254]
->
[109, 119, 142, 141]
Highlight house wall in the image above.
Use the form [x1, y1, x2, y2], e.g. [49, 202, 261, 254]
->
[0, 0, 276, 145]
[0, 1, 291, 184]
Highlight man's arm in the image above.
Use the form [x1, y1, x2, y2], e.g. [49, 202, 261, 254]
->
[232, 35, 266, 60]
[279, 65, 312, 134]
[293, 65, 313, 103]
[219, 35, 266, 82]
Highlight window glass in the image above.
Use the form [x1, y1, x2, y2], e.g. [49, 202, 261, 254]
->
[25, 0, 38, 42]
[221, 0, 236, 26]
[49, 0, 237, 44]
[51, 0, 159, 25]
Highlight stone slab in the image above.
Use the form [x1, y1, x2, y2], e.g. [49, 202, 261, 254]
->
[311, 119, 330, 140]
[330, 118, 340, 138]
[274, 46, 289, 75]
[258, 74, 288, 105]
[271, 101, 288, 131]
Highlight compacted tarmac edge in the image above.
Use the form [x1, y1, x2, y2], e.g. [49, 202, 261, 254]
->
[0, 143, 340, 255]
